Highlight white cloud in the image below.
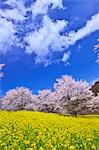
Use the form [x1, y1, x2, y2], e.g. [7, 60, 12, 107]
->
[25, 12, 99, 65]
[68, 13, 99, 45]
[0, 0, 27, 21]
[0, 0, 67, 63]
[0, 0, 27, 54]
[0, 18, 16, 54]
[0, 9, 25, 22]
[25, 15, 68, 64]
[61, 51, 71, 62]
[0, 0, 99, 66]
[31, 0, 63, 17]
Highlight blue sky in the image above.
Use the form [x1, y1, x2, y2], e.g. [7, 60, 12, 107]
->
[0, 0, 99, 95]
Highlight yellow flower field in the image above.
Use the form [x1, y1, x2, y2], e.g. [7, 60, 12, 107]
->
[0, 111, 99, 150]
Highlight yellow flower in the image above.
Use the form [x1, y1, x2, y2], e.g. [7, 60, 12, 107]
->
[91, 144, 96, 150]
[39, 146, 44, 150]
[31, 143, 36, 149]
[69, 145, 75, 150]
[24, 140, 30, 145]
[0, 111, 99, 149]
[86, 137, 92, 142]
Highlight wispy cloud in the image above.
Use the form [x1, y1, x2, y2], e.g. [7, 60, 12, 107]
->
[61, 51, 71, 62]
[68, 13, 99, 45]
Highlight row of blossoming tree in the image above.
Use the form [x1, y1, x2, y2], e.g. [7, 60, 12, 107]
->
[0, 71, 99, 115]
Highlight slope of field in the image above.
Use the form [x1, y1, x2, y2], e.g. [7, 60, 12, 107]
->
[0, 111, 99, 150]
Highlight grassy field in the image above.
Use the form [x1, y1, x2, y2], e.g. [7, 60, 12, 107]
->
[0, 111, 99, 150]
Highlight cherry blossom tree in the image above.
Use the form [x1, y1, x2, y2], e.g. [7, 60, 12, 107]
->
[65, 94, 92, 116]
[53, 75, 93, 115]
[37, 89, 55, 103]
[2, 87, 36, 111]
[36, 89, 55, 112]
[54, 75, 76, 102]
[54, 75, 92, 100]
